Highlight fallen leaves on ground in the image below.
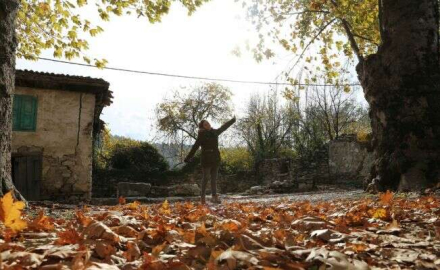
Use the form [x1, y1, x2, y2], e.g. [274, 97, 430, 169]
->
[0, 191, 439, 269]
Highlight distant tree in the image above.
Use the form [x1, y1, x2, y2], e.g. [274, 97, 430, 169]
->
[236, 91, 296, 163]
[306, 83, 370, 140]
[156, 83, 233, 163]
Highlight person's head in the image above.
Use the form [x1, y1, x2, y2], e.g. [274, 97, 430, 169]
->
[198, 120, 212, 131]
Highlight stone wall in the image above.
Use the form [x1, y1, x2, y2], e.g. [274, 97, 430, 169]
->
[12, 86, 96, 201]
[328, 134, 374, 183]
[256, 147, 330, 188]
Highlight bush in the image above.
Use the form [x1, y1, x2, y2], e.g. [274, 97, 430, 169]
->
[109, 139, 169, 173]
[220, 147, 253, 174]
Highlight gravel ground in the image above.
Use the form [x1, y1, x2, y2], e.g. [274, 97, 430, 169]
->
[86, 186, 367, 205]
[224, 188, 365, 204]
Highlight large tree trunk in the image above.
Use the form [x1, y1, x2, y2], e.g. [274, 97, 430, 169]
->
[358, 0, 440, 191]
[0, 0, 25, 200]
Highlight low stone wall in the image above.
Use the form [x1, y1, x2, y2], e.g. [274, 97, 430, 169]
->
[92, 168, 257, 198]
[328, 134, 374, 184]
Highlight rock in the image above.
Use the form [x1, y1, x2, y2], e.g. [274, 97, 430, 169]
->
[117, 182, 152, 197]
[168, 184, 200, 197]
[247, 186, 265, 195]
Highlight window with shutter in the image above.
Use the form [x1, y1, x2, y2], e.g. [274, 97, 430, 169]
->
[12, 95, 38, 132]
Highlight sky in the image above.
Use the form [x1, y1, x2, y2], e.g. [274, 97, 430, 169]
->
[16, 0, 365, 141]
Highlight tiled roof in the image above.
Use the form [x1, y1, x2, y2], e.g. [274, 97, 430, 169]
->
[16, 69, 110, 94]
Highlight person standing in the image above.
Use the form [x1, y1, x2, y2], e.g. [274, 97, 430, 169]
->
[184, 116, 236, 204]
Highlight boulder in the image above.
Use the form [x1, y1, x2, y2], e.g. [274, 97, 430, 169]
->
[247, 186, 265, 195]
[168, 184, 201, 197]
[117, 182, 152, 197]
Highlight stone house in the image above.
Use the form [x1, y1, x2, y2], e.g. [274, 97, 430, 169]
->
[11, 70, 112, 201]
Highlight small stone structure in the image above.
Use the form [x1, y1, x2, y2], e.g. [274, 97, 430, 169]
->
[12, 70, 112, 201]
[117, 182, 152, 197]
[256, 147, 329, 190]
[328, 134, 374, 183]
[117, 182, 200, 198]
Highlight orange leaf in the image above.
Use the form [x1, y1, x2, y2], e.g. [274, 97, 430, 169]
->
[380, 190, 394, 205]
[29, 210, 55, 231]
[76, 211, 93, 227]
[152, 242, 167, 257]
[55, 226, 83, 245]
[0, 191, 27, 232]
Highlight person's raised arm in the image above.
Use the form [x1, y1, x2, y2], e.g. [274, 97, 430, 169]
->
[184, 135, 202, 162]
[217, 116, 236, 135]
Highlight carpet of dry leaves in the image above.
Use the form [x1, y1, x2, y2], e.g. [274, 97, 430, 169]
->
[0, 191, 439, 269]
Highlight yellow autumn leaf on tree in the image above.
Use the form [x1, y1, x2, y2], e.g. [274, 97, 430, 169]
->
[0, 191, 27, 232]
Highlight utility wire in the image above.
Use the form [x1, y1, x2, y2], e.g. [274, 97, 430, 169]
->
[38, 57, 362, 87]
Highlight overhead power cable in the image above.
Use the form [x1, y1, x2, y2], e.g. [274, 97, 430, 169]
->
[38, 57, 361, 87]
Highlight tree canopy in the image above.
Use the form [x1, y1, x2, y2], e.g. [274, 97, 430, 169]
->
[245, 0, 380, 84]
[156, 83, 233, 140]
[17, 0, 208, 66]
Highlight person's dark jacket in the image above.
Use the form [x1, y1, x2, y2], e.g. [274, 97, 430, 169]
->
[184, 117, 236, 167]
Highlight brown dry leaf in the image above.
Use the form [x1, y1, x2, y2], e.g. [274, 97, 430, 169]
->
[29, 210, 55, 231]
[310, 229, 350, 243]
[0, 191, 27, 232]
[123, 241, 141, 262]
[82, 221, 121, 243]
[93, 240, 116, 259]
[76, 211, 93, 227]
[55, 227, 83, 245]
[0, 250, 44, 268]
[219, 219, 241, 232]
[183, 230, 195, 244]
[215, 249, 259, 269]
[152, 241, 168, 257]
[112, 225, 138, 237]
[291, 216, 328, 231]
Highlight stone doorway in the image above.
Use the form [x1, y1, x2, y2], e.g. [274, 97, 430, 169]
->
[12, 153, 42, 201]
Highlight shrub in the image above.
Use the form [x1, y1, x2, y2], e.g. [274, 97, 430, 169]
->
[220, 147, 253, 174]
[109, 139, 169, 173]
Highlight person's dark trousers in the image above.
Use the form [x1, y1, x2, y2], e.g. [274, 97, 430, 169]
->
[201, 165, 219, 200]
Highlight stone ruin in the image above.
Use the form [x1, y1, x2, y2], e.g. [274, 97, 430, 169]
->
[328, 134, 374, 184]
[247, 135, 374, 194]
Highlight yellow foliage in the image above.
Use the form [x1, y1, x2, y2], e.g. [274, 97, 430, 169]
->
[372, 208, 387, 220]
[357, 131, 371, 143]
[0, 191, 27, 232]
[220, 147, 253, 174]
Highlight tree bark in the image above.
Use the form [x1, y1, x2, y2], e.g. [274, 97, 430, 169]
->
[0, 0, 25, 200]
[357, 0, 440, 191]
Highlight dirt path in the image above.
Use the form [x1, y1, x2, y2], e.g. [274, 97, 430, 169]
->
[224, 188, 365, 204]
[90, 187, 366, 205]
